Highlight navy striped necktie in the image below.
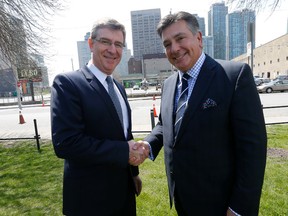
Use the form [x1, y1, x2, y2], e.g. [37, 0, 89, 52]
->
[174, 73, 190, 136]
[106, 76, 123, 128]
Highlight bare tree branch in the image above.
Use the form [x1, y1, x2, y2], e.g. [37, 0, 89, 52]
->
[226, 0, 283, 12]
[0, 0, 66, 70]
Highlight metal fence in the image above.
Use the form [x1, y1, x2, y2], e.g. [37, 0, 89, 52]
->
[0, 105, 287, 153]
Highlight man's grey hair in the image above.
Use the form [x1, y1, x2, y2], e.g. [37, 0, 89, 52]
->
[157, 11, 200, 37]
[90, 18, 126, 44]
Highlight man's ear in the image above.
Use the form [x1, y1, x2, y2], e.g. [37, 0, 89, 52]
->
[88, 38, 93, 50]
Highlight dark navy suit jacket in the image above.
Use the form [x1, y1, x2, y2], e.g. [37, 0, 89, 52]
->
[145, 54, 267, 216]
[51, 66, 138, 215]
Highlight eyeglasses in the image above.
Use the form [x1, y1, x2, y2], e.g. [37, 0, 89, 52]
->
[93, 38, 125, 49]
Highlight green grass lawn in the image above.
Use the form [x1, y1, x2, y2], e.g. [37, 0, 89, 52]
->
[0, 125, 287, 215]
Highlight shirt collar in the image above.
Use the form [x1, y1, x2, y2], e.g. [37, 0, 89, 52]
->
[178, 52, 206, 80]
[87, 60, 113, 85]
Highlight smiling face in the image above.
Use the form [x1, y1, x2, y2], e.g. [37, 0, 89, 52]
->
[88, 28, 124, 75]
[161, 20, 203, 72]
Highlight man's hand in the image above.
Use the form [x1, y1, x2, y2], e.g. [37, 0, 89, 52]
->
[133, 175, 142, 196]
[128, 140, 150, 166]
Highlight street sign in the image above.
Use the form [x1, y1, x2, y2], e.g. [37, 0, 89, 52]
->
[247, 42, 251, 57]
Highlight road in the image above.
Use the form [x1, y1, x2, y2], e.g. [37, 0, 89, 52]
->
[0, 92, 287, 140]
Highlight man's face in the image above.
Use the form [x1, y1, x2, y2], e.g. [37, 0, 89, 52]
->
[161, 20, 203, 72]
[88, 28, 124, 75]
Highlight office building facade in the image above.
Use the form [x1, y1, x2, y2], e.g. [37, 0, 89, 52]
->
[131, 8, 163, 60]
[193, 14, 206, 36]
[203, 36, 214, 58]
[208, 2, 228, 60]
[233, 33, 288, 79]
[226, 9, 255, 60]
[77, 32, 91, 68]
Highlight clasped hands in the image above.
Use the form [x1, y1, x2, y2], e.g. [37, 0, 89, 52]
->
[128, 140, 150, 166]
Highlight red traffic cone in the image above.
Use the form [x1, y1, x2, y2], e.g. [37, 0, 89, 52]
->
[19, 111, 26, 124]
[42, 100, 45, 107]
[153, 95, 156, 101]
[153, 104, 158, 117]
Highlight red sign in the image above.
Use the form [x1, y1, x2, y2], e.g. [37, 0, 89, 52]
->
[17, 81, 21, 87]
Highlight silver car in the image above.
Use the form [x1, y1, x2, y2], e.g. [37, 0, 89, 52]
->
[257, 80, 288, 93]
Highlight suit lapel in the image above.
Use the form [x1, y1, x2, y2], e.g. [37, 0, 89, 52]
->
[166, 73, 178, 125]
[114, 81, 132, 133]
[115, 81, 131, 115]
[161, 73, 178, 146]
[176, 55, 218, 141]
[80, 66, 125, 133]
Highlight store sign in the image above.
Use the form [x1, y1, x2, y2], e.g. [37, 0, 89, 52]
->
[17, 67, 42, 82]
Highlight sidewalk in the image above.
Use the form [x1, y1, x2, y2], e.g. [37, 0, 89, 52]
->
[0, 92, 161, 110]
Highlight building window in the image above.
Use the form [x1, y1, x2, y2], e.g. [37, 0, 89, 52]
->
[277, 58, 280, 62]
[270, 60, 272, 64]
[267, 72, 270, 78]
[264, 62, 266, 65]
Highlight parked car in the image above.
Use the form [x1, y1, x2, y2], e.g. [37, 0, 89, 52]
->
[257, 80, 288, 93]
[254, 78, 271, 86]
[273, 75, 288, 81]
[156, 83, 162, 90]
[132, 85, 140, 90]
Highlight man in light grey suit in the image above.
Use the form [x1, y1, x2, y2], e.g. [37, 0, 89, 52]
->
[142, 11, 267, 216]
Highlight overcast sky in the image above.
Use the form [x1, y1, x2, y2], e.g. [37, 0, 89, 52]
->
[46, 0, 288, 83]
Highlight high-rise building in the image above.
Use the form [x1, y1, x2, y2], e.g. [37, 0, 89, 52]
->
[30, 53, 49, 87]
[208, 2, 228, 60]
[114, 43, 132, 77]
[193, 14, 206, 36]
[192, 14, 212, 56]
[131, 8, 163, 60]
[77, 32, 91, 68]
[226, 9, 256, 60]
[203, 36, 214, 58]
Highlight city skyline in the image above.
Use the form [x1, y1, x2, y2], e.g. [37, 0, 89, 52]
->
[47, 0, 288, 84]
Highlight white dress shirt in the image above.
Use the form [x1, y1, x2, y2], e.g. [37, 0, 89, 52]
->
[87, 61, 129, 138]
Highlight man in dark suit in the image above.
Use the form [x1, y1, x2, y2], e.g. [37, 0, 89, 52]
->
[51, 18, 148, 216]
[143, 11, 267, 216]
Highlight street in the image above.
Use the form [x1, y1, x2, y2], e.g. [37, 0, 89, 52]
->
[0, 92, 287, 140]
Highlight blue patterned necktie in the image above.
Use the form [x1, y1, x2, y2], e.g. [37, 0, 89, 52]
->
[106, 76, 123, 128]
[174, 73, 190, 136]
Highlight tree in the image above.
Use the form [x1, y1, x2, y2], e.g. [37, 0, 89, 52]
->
[226, 0, 282, 12]
[0, 0, 65, 69]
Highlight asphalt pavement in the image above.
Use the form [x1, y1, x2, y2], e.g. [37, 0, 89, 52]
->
[0, 92, 287, 141]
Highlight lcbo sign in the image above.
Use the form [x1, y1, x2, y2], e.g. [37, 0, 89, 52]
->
[17, 67, 42, 82]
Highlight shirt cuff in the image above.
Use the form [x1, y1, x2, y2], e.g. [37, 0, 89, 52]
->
[229, 207, 241, 216]
[147, 143, 154, 160]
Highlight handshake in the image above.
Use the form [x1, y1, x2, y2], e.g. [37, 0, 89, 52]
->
[128, 140, 150, 166]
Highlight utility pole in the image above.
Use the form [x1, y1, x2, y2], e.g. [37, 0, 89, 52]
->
[247, 22, 255, 73]
[71, 58, 74, 71]
[11, 64, 22, 110]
